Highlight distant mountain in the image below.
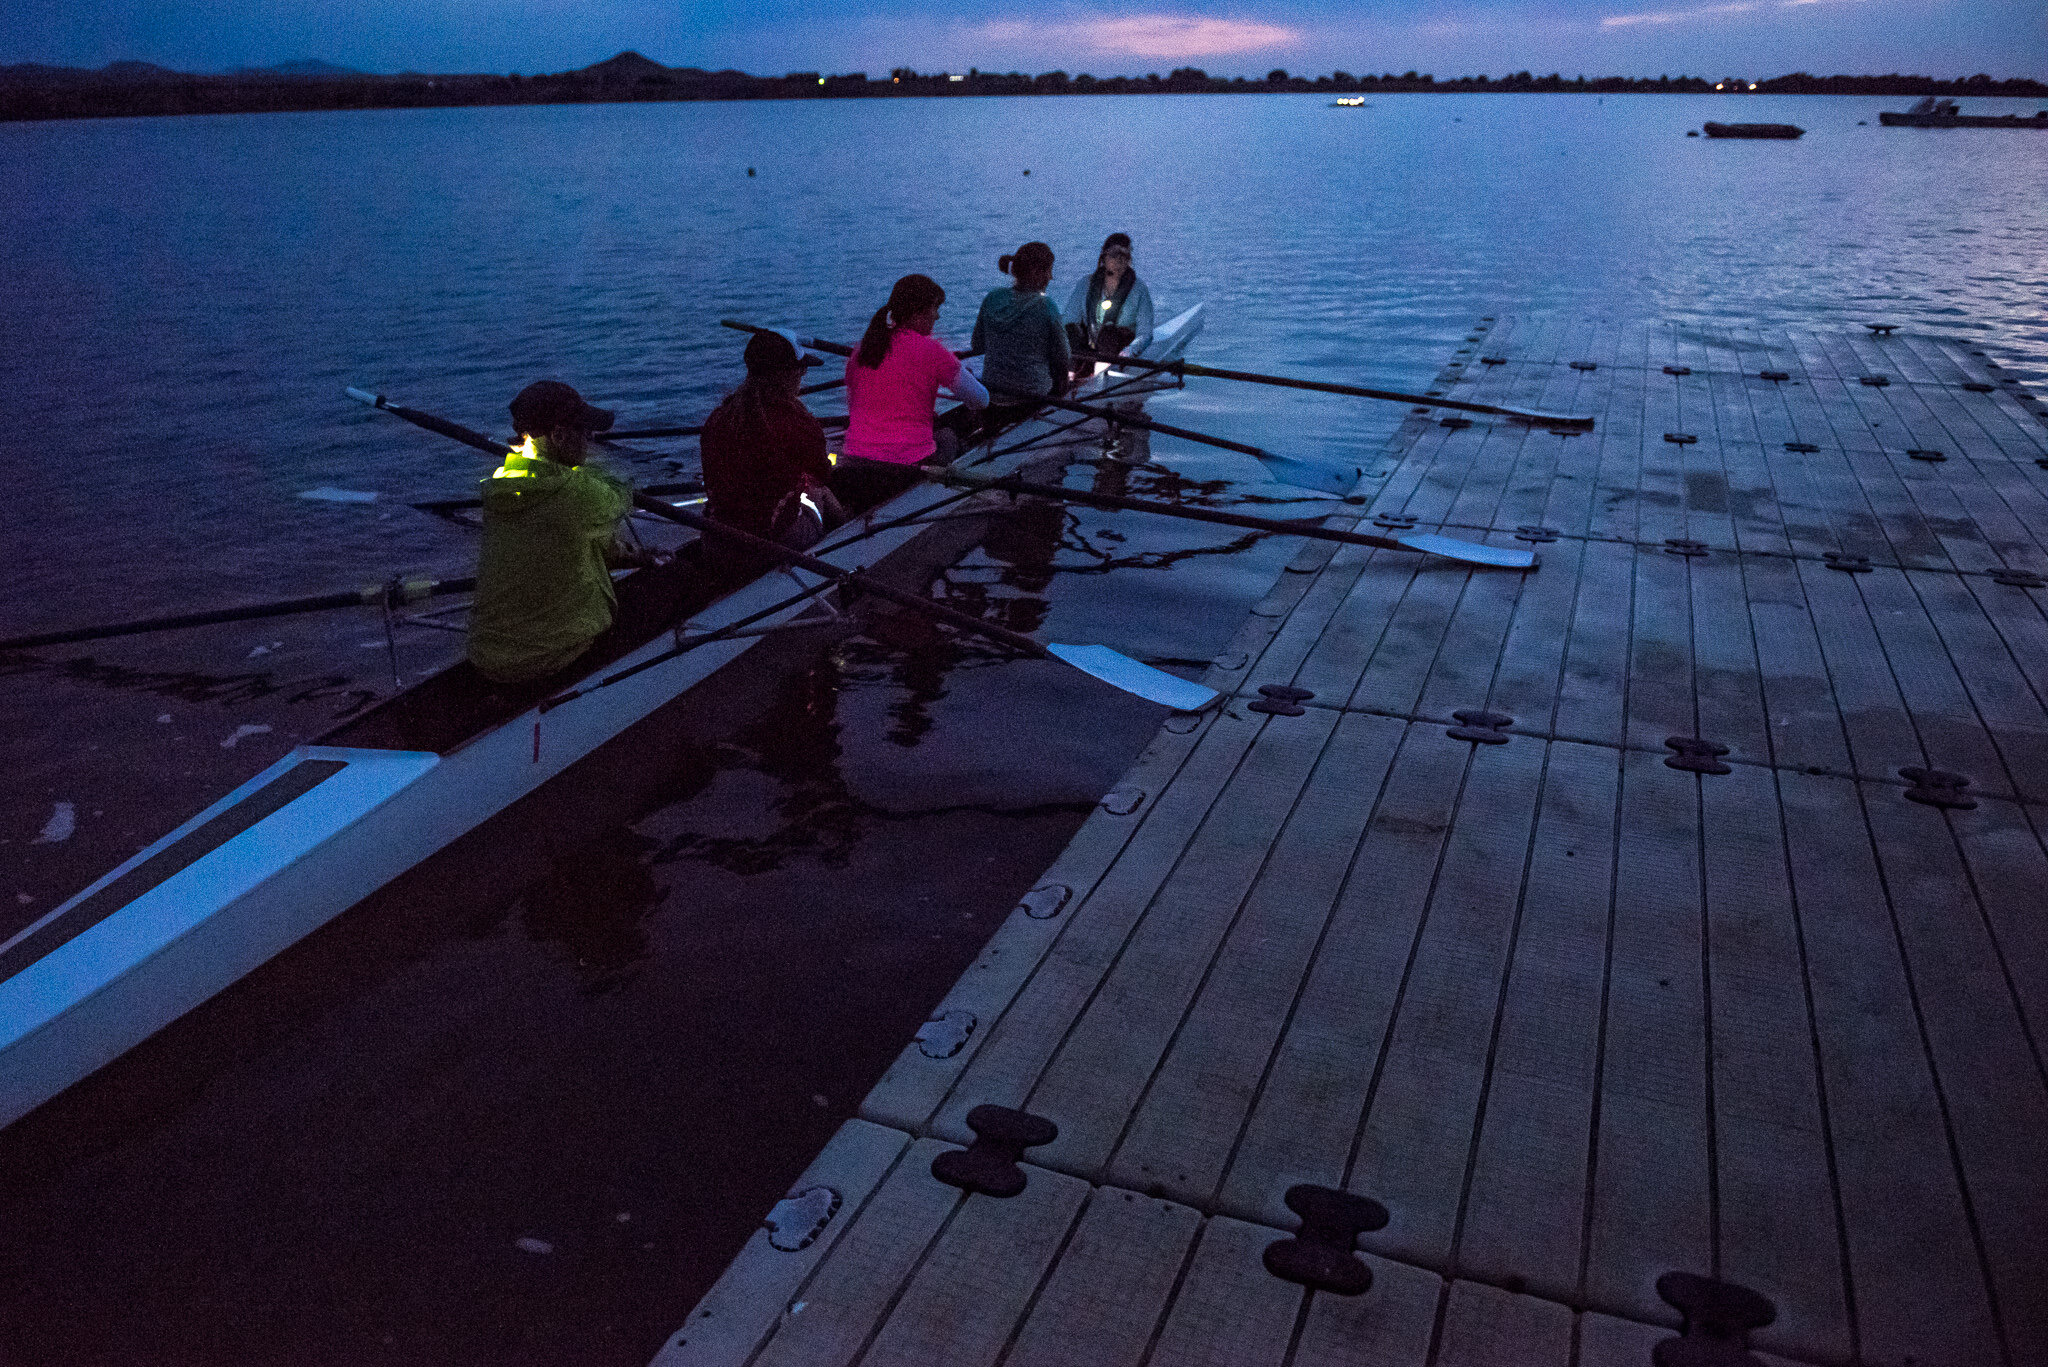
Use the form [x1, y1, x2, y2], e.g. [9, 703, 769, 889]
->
[228, 59, 367, 78]
[570, 51, 675, 83]
[0, 59, 187, 85]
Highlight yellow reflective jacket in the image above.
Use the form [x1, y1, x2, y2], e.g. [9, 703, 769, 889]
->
[466, 441, 630, 684]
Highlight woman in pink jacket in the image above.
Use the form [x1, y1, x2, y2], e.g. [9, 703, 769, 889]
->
[837, 273, 989, 511]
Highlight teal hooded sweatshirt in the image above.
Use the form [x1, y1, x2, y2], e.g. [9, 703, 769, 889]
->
[971, 287, 1071, 401]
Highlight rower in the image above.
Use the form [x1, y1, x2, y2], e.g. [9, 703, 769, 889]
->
[466, 380, 641, 685]
[839, 273, 989, 511]
[972, 241, 1072, 425]
[1064, 233, 1155, 372]
[700, 327, 843, 558]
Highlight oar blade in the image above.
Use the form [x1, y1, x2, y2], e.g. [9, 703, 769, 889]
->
[1251, 451, 1359, 497]
[1393, 533, 1539, 569]
[1047, 644, 1218, 711]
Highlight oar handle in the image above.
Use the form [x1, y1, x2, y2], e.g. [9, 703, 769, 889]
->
[1072, 352, 1595, 430]
[349, 387, 514, 457]
[629, 494, 1047, 658]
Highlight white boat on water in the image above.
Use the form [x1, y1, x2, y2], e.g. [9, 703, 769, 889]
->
[1075, 301, 1205, 395]
[0, 394, 1205, 1131]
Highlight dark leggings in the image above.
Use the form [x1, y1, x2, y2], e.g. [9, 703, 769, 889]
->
[829, 454, 925, 514]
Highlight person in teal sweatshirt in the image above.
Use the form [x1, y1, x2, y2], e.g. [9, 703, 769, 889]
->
[970, 241, 1071, 418]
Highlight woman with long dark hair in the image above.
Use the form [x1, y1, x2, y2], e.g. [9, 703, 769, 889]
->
[971, 243, 1071, 424]
[699, 328, 841, 559]
[839, 273, 988, 510]
[1064, 232, 1154, 363]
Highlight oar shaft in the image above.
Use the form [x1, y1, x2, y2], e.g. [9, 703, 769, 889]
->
[606, 412, 849, 441]
[630, 494, 1047, 658]
[1075, 353, 1596, 429]
[948, 472, 1411, 551]
[348, 388, 512, 457]
[1021, 392, 1278, 461]
[0, 577, 478, 652]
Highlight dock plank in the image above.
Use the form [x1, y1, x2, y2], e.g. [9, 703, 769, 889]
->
[1105, 713, 1405, 1207]
[1583, 752, 1712, 1326]
[1455, 742, 1618, 1304]
[1777, 773, 2003, 1366]
[858, 1164, 1089, 1367]
[1700, 765, 1852, 1362]
[1216, 728, 1470, 1230]
[1344, 738, 1548, 1269]
[1021, 708, 1341, 1178]
[1430, 1280, 1573, 1367]
[999, 1189, 1201, 1367]
[1143, 1216, 1303, 1367]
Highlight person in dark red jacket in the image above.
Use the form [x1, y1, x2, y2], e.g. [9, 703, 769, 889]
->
[699, 328, 842, 554]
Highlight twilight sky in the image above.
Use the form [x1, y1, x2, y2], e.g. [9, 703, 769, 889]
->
[6, 0, 2043, 80]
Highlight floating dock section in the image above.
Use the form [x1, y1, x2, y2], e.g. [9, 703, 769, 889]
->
[655, 319, 2048, 1367]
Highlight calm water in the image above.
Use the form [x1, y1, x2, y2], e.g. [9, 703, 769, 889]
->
[3, 91, 2045, 632]
[3, 92, 2047, 1365]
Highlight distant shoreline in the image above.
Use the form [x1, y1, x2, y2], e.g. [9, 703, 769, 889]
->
[4, 55, 2044, 124]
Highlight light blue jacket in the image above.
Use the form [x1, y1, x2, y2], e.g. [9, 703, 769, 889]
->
[1065, 270, 1155, 356]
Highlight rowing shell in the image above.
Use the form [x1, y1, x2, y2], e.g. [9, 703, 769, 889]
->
[1075, 301, 1205, 396]
[0, 405, 1080, 1130]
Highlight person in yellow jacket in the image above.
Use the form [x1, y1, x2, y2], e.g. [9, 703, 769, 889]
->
[466, 379, 637, 684]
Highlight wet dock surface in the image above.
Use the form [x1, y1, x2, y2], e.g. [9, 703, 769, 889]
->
[661, 319, 2048, 1367]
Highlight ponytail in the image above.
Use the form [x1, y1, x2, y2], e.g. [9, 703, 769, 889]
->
[1000, 241, 1055, 293]
[856, 273, 946, 369]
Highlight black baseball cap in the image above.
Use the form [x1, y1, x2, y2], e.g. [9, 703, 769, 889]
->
[743, 328, 824, 374]
[509, 380, 615, 435]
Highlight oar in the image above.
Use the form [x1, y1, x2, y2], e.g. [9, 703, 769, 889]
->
[936, 470, 1537, 570]
[604, 411, 851, 441]
[718, 321, 1359, 495]
[625, 494, 1216, 711]
[1008, 391, 1362, 496]
[0, 576, 477, 652]
[347, 387, 511, 458]
[1073, 351, 1597, 429]
[351, 383, 1215, 711]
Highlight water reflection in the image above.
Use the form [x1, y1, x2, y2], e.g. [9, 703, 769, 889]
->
[517, 827, 665, 994]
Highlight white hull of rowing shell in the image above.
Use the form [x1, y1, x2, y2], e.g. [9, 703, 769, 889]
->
[0, 477, 978, 1129]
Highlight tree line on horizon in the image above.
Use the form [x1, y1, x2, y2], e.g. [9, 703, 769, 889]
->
[3, 51, 2042, 123]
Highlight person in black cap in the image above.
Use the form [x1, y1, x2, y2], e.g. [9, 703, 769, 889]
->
[466, 380, 640, 684]
[700, 328, 842, 558]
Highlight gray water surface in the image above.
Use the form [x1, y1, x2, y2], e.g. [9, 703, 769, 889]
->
[4, 91, 2044, 632]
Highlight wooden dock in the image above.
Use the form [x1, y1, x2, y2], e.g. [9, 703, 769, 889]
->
[652, 319, 2048, 1367]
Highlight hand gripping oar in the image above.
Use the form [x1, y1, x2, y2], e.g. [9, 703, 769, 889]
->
[1071, 351, 1597, 430]
[0, 576, 477, 652]
[935, 470, 1536, 570]
[626, 494, 1217, 711]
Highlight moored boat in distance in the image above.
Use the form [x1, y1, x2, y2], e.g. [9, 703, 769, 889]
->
[1701, 121, 1804, 139]
[1331, 96, 1367, 108]
[1879, 95, 2048, 128]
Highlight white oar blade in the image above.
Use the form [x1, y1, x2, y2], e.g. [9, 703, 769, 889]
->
[1252, 451, 1358, 496]
[1394, 533, 1539, 569]
[1048, 644, 1219, 711]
